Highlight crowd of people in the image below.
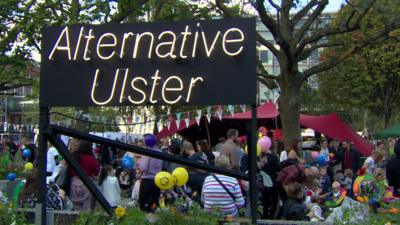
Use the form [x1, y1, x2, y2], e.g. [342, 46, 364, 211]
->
[2, 130, 400, 222]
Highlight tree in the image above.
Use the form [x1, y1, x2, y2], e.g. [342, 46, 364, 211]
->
[319, 0, 400, 131]
[216, 0, 400, 147]
[319, 41, 400, 130]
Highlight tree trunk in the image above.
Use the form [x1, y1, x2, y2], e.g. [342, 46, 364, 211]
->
[278, 79, 302, 153]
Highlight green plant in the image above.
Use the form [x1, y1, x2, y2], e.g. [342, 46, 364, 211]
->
[0, 203, 32, 225]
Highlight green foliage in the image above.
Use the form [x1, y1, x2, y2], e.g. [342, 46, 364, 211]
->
[0, 153, 26, 179]
[0, 203, 31, 225]
[74, 201, 219, 225]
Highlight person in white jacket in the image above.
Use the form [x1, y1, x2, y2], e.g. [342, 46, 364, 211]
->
[99, 165, 121, 207]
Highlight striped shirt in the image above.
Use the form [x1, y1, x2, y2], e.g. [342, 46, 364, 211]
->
[201, 174, 245, 216]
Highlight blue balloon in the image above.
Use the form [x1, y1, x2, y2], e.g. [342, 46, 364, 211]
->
[121, 156, 134, 169]
[144, 134, 157, 147]
[22, 149, 31, 158]
[7, 172, 17, 181]
[317, 155, 327, 166]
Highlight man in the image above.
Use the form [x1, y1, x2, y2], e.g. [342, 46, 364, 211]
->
[320, 140, 330, 163]
[329, 139, 342, 177]
[220, 129, 242, 172]
[386, 140, 400, 197]
[337, 141, 361, 175]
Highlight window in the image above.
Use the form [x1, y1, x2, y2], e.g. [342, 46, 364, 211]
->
[259, 50, 269, 63]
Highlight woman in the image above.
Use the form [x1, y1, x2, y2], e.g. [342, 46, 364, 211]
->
[202, 155, 245, 217]
[364, 150, 384, 174]
[19, 169, 63, 210]
[69, 140, 100, 211]
[197, 139, 215, 165]
[138, 135, 163, 212]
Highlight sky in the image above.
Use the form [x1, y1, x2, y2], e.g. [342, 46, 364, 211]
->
[325, 0, 345, 12]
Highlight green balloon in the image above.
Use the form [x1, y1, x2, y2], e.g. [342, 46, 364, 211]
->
[13, 181, 25, 205]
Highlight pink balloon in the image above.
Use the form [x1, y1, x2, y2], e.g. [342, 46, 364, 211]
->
[258, 136, 271, 152]
[311, 151, 319, 161]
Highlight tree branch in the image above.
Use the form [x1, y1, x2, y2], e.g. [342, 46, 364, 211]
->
[291, 0, 319, 25]
[254, 0, 281, 39]
[257, 33, 280, 57]
[301, 22, 399, 81]
[298, 40, 345, 61]
[267, 0, 281, 11]
[257, 75, 278, 90]
[296, 0, 376, 55]
[294, 0, 329, 44]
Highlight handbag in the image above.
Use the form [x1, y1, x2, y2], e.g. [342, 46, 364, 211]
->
[212, 174, 236, 202]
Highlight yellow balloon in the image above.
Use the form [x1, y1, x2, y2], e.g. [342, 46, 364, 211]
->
[244, 145, 261, 157]
[258, 133, 263, 138]
[154, 171, 175, 190]
[172, 167, 189, 186]
[24, 162, 33, 171]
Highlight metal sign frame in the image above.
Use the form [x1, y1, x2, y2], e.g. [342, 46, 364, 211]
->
[38, 18, 258, 225]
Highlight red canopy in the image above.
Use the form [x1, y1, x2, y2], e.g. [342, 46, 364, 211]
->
[300, 114, 373, 156]
[157, 102, 373, 156]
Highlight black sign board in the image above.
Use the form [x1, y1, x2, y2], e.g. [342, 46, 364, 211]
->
[40, 18, 256, 106]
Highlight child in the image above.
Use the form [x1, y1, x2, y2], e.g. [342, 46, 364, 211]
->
[324, 181, 346, 208]
[307, 195, 324, 222]
[119, 170, 131, 190]
[99, 165, 121, 207]
[319, 166, 331, 194]
[128, 169, 142, 207]
[343, 169, 353, 197]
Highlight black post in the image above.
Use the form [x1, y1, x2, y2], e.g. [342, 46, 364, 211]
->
[249, 104, 258, 224]
[38, 106, 49, 225]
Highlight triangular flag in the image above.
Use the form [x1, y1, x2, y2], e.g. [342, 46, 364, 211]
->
[217, 105, 223, 120]
[195, 115, 201, 126]
[240, 105, 246, 112]
[175, 120, 180, 129]
[176, 112, 182, 121]
[206, 114, 211, 123]
[157, 122, 162, 131]
[196, 109, 202, 117]
[184, 118, 190, 128]
[228, 105, 235, 116]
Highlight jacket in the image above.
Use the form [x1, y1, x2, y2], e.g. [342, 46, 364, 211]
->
[282, 198, 309, 221]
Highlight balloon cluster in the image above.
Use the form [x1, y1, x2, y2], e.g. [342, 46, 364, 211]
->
[244, 136, 272, 157]
[310, 151, 327, 166]
[154, 167, 189, 190]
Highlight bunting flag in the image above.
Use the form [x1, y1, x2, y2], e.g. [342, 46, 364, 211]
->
[240, 104, 246, 112]
[157, 122, 162, 131]
[195, 115, 201, 126]
[206, 113, 211, 124]
[228, 105, 235, 116]
[184, 118, 190, 128]
[206, 106, 212, 123]
[216, 105, 223, 120]
[175, 112, 182, 129]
